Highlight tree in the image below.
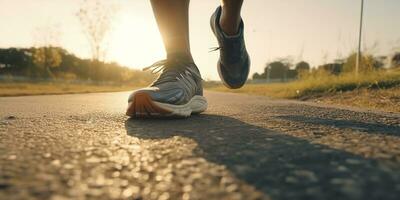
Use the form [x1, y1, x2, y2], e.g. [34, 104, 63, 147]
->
[252, 72, 262, 80]
[343, 53, 382, 73]
[286, 69, 298, 79]
[391, 52, 400, 68]
[295, 61, 310, 72]
[265, 61, 289, 81]
[0, 48, 33, 75]
[318, 63, 343, 75]
[0, 47, 155, 84]
[295, 61, 310, 79]
[77, 0, 118, 61]
[32, 47, 62, 77]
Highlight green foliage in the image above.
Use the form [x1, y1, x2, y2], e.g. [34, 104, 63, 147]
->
[32, 47, 62, 78]
[267, 61, 289, 79]
[317, 63, 343, 75]
[292, 69, 400, 98]
[32, 47, 62, 69]
[295, 61, 310, 72]
[253, 60, 311, 81]
[391, 52, 400, 68]
[343, 53, 383, 73]
[252, 72, 262, 80]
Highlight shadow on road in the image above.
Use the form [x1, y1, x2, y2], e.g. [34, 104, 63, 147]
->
[277, 115, 400, 137]
[125, 114, 399, 200]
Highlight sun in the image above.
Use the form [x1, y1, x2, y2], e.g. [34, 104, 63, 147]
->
[108, 12, 165, 69]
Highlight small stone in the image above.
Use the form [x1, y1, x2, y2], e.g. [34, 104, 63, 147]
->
[121, 188, 133, 198]
[182, 193, 190, 200]
[321, 149, 334, 153]
[51, 160, 61, 166]
[159, 192, 170, 200]
[226, 184, 238, 192]
[6, 116, 16, 120]
[111, 171, 120, 178]
[120, 179, 129, 187]
[87, 188, 103, 196]
[330, 178, 355, 185]
[285, 176, 298, 183]
[233, 165, 252, 175]
[50, 195, 70, 200]
[7, 155, 17, 160]
[337, 165, 348, 172]
[346, 159, 361, 165]
[43, 153, 51, 158]
[63, 164, 74, 169]
[183, 185, 192, 192]
[86, 157, 101, 163]
[293, 170, 318, 182]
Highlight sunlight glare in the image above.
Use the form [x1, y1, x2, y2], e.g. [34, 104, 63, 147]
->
[108, 12, 165, 69]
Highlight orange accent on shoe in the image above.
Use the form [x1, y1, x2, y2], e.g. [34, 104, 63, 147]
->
[126, 92, 172, 117]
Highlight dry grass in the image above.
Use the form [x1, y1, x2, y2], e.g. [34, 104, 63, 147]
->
[209, 69, 400, 112]
[312, 87, 400, 113]
[0, 82, 138, 97]
[210, 70, 400, 98]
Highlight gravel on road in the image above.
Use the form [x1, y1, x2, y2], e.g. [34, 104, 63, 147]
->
[0, 91, 399, 200]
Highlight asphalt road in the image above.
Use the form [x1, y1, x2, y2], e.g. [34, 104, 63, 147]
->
[0, 91, 399, 200]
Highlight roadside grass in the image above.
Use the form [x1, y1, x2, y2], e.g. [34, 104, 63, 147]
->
[0, 82, 139, 97]
[312, 87, 400, 113]
[209, 69, 400, 99]
[208, 69, 400, 112]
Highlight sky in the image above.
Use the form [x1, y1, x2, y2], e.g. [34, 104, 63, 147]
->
[0, 0, 399, 80]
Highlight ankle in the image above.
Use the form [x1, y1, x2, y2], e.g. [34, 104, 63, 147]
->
[219, 8, 241, 36]
[167, 52, 194, 62]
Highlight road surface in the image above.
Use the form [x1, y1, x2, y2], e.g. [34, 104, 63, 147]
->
[0, 91, 399, 200]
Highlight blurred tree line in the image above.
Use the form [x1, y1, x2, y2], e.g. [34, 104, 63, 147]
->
[252, 58, 311, 82]
[0, 47, 154, 84]
[253, 52, 400, 82]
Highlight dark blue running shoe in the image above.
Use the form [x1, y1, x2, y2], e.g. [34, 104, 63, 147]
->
[210, 6, 250, 89]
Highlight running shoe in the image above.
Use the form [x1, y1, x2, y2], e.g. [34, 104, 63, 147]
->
[210, 6, 250, 89]
[126, 54, 207, 118]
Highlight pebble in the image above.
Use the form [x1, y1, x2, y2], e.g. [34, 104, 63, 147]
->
[50, 195, 70, 200]
[6, 116, 16, 120]
[330, 178, 355, 185]
[51, 160, 61, 166]
[285, 176, 298, 183]
[43, 153, 52, 158]
[345, 159, 361, 165]
[7, 155, 17, 160]
[63, 164, 74, 169]
[337, 165, 348, 172]
[86, 156, 101, 163]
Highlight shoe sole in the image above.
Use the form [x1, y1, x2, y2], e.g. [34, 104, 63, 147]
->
[126, 92, 208, 118]
[216, 59, 250, 89]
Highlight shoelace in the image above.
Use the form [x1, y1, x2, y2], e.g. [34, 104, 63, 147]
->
[209, 47, 222, 52]
[142, 59, 171, 74]
[143, 58, 202, 85]
[209, 39, 242, 63]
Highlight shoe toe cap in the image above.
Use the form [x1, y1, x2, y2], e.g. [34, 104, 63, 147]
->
[218, 59, 250, 89]
[128, 86, 185, 104]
